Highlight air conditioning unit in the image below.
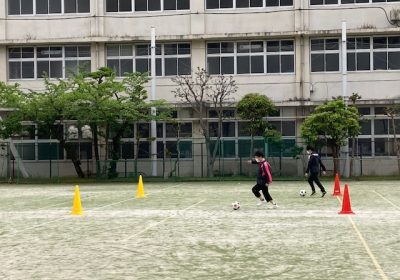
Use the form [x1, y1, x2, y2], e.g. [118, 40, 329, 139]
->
[390, 9, 400, 23]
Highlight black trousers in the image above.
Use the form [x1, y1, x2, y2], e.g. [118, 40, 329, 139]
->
[252, 184, 273, 202]
[308, 173, 326, 193]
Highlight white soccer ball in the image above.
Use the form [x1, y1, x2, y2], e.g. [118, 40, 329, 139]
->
[299, 189, 307, 197]
[232, 201, 240, 210]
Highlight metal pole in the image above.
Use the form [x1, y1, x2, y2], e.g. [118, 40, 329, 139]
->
[150, 27, 157, 176]
[342, 21, 350, 177]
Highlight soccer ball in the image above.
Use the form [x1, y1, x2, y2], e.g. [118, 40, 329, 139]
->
[299, 189, 307, 197]
[232, 201, 240, 210]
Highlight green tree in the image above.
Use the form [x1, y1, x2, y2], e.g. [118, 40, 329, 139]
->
[71, 68, 170, 178]
[237, 93, 276, 158]
[301, 99, 361, 175]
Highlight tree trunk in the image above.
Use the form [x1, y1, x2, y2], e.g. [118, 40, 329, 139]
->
[332, 145, 340, 176]
[60, 140, 85, 178]
[108, 123, 128, 179]
[91, 123, 101, 176]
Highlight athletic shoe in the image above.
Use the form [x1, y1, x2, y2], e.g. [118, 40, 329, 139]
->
[310, 191, 316, 196]
[321, 191, 327, 197]
[256, 200, 266, 206]
[270, 202, 278, 209]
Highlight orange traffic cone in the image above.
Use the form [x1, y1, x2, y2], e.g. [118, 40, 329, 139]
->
[339, 184, 354, 215]
[332, 173, 341, 196]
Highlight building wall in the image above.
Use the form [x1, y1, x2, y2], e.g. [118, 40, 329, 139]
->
[1, 0, 400, 177]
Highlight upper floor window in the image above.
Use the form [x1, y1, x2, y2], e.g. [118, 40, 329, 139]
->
[207, 40, 295, 75]
[8, 46, 91, 80]
[373, 36, 400, 70]
[310, 0, 400, 4]
[310, 38, 340, 72]
[106, 43, 191, 77]
[105, 0, 190, 12]
[206, 0, 293, 9]
[8, 0, 90, 15]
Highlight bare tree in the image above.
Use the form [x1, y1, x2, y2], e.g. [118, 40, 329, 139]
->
[172, 68, 237, 177]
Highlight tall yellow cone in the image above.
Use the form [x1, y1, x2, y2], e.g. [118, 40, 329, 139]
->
[135, 175, 145, 198]
[71, 185, 84, 215]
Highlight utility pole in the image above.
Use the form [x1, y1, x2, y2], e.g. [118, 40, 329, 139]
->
[150, 27, 157, 176]
[342, 21, 350, 177]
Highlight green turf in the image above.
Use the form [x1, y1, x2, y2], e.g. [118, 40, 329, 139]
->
[0, 181, 399, 279]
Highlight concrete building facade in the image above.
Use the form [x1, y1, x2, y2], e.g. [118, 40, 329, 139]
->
[1, 0, 400, 177]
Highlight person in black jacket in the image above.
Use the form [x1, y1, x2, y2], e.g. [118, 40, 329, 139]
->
[249, 151, 278, 208]
[305, 145, 327, 197]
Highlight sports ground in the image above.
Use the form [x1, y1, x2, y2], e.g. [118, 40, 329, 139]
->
[0, 180, 399, 280]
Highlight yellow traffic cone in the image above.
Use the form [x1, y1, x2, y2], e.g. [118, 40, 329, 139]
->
[135, 175, 145, 198]
[71, 185, 84, 215]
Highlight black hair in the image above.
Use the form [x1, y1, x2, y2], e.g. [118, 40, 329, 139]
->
[306, 145, 314, 151]
[254, 151, 264, 158]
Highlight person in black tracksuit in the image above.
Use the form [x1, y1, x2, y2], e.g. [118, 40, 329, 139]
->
[250, 151, 277, 208]
[305, 145, 327, 197]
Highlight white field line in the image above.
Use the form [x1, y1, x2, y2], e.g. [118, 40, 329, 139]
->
[121, 199, 206, 242]
[5, 183, 186, 236]
[336, 197, 389, 280]
[373, 190, 400, 211]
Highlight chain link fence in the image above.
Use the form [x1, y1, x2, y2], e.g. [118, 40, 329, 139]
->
[1, 138, 400, 182]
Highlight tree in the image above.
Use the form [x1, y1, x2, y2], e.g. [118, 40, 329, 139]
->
[0, 79, 87, 177]
[237, 93, 276, 158]
[71, 68, 170, 178]
[172, 68, 237, 177]
[301, 99, 361, 175]
[385, 104, 400, 175]
[348, 92, 362, 177]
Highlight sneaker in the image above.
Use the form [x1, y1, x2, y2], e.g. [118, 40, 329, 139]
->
[270, 202, 278, 209]
[256, 200, 266, 206]
[321, 191, 327, 197]
[310, 191, 316, 196]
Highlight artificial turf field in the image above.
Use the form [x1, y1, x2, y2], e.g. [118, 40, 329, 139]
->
[0, 180, 399, 280]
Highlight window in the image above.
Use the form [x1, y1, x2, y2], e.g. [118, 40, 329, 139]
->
[358, 107, 371, 115]
[236, 0, 263, 8]
[360, 120, 372, 135]
[374, 119, 389, 135]
[206, 0, 234, 9]
[347, 37, 370, 71]
[64, 0, 90, 13]
[165, 123, 192, 138]
[135, 44, 162, 76]
[207, 42, 235, 74]
[158, 141, 192, 158]
[106, 45, 134, 76]
[265, 0, 293, 6]
[65, 46, 91, 77]
[373, 36, 400, 70]
[310, 0, 338, 4]
[105, 0, 189, 12]
[8, 47, 35, 79]
[107, 43, 191, 77]
[164, 0, 190, 10]
[164, 43, 191, 75]
[9, 0, 89, 15]
[8, 46, 90, 80]
[135, 0, 161, 11]
[8, 0, 33, 15]
[206, 0, 292, 8]
[38, 143, 64, 160]
[106, 0, 132, 12]
[207, 40, 294, 75]
[311, 38, 340, 72]
[237, 41, 264, 74]
[266, 40, 295, 73]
